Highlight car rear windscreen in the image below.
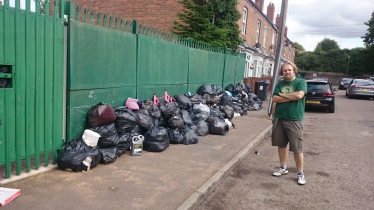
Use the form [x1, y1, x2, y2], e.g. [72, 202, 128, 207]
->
[307, 83, 330, 92]
[356, 80, 374, 86]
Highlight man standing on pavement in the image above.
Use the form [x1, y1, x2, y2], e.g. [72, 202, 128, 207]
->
[271, 62, 307, 185]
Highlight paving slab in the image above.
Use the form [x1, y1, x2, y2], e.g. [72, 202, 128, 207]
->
[1, 101, 273, 210]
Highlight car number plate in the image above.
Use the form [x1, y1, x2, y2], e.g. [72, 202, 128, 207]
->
[306, 100, 320, 104]
[361, 88, 369, 91]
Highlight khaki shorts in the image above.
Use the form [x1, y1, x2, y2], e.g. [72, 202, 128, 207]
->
[272, 118, 303, 153]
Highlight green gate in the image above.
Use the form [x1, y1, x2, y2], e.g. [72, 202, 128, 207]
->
[1, 0, 245, 180]
[0, 0, 65, 179]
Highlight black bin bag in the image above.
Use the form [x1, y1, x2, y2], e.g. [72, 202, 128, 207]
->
[90, 122, 120, 148]
[114, 106, 138, 135]
[143, 126, 169, 152]
[57, 138, 100, 172]
[168, 128, 184, 144]
[168, 115, 184, 129]
[182, 127, 198, 145]
[136, 109, 155, 130]
[99, 146, 118, 164]
[209, 118, 229, 135]
[194, 120, 209, 136]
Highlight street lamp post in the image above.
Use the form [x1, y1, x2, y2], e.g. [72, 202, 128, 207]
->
[346, 56, 350, 78]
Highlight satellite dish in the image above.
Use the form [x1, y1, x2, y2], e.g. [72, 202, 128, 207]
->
[255, 42, 261, 48]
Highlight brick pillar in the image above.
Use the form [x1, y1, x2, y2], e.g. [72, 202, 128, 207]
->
[267, 3, 275, 23]
[275, 14, 280, 28]
[255, 0, 264, 12]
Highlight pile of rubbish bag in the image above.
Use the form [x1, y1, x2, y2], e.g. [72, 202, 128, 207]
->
[57, 82, 263, 172]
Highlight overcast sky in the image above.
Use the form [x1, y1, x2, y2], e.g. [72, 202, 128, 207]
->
[264, 0, 374, 51]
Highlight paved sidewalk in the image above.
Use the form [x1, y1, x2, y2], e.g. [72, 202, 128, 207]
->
[1, 102, 272, 210]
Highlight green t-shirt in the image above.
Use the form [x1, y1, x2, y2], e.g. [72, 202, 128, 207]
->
[272, 77, 307, 121]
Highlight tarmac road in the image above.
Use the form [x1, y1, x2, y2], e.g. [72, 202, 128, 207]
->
[196, 89, 374, 210]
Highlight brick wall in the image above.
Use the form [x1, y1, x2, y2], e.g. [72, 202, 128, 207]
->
[67, 0, 295, 62]
[68, 0, 183, 31]
[237, 0, 277, 53]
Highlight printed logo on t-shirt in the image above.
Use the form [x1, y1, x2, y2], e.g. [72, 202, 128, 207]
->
[280, 85, 295, 94]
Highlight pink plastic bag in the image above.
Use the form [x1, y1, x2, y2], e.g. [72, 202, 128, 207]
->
[125, 97, 139, 110]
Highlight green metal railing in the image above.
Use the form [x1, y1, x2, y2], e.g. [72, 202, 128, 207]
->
[0, 0, 65, 179]
[1, 0, 245, 179]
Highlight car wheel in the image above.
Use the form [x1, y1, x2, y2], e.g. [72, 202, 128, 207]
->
[348, 93, 353, 99]
[328, 106, 335, 113]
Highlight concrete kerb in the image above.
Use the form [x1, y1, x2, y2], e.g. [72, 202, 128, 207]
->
[0, 165, 58, 185]
[176, 123, 273, 210]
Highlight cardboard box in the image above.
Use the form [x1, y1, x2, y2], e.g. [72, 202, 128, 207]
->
[0, 187, 21, 206]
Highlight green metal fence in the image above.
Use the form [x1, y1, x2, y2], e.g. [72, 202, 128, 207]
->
[65, 1, 245, 141]
[1, 0, 245, 179]
[0, 0, 65, 179]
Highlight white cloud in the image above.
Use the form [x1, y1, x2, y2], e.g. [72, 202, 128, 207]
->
[263, 0, 374, 51]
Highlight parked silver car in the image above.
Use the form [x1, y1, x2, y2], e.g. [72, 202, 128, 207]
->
[346, 79, 374, 99]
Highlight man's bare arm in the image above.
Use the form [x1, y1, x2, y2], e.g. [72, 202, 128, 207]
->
[279, 91, 305, 101]
[273, 95, 291, 103]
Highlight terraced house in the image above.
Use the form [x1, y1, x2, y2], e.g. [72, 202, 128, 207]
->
[68, 0, 296, 78]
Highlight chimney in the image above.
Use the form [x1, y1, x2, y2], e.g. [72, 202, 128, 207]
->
[284, 26, 288, 37]
[255, 0, 264, 12]
[267, 3, 275, 23]
[275, 14, 280, 28]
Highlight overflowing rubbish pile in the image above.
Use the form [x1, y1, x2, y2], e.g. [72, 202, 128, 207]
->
[57, 82, 263, 172]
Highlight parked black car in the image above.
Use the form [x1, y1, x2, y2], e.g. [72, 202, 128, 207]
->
[310, 77, 329, 81]
[338, 78, 353, 90]
[305, 80, 337, 113]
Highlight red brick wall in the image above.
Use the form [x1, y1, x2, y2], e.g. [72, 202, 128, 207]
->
[237, 0, 295, 63]
[68, 0, 183, 32]
[66, 0, 295, 62]
[237, 0, 278, 56]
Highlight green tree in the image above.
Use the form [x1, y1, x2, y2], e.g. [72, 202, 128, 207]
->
[172, 0, 241, 50]
[211, 0, 242, 49]
[362, 11, 374, 75]
[362, 11, 374, 45]
[293, 42, 305, 52]
[314, 38, 340, 53]
[295, 51, 319, 71]
[348, 48, 366, 76]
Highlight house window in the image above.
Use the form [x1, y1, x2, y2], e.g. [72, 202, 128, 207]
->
[244, 53, 253, 77]
[253, 60, 258, 77]
[242, 8, 247, 34]
[271, 32, 275, 50]
[253, 58, 263, 77]
[263, 62, 269, 76]
[269, 63, 274, 76]
[263, 27, 267, 48]
[256, 20, 261, 43]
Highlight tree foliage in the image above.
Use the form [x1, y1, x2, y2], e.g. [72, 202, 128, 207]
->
[314, 38, 340, 53]
[295, 37, 374, 76]
[172, 0, 241, 50]
[293, 42, 305, 52]
[362, 11, 374, 46]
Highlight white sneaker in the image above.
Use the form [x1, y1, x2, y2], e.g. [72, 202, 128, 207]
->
[297, 173, 306, 185]
[272, 167, 288, 177]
